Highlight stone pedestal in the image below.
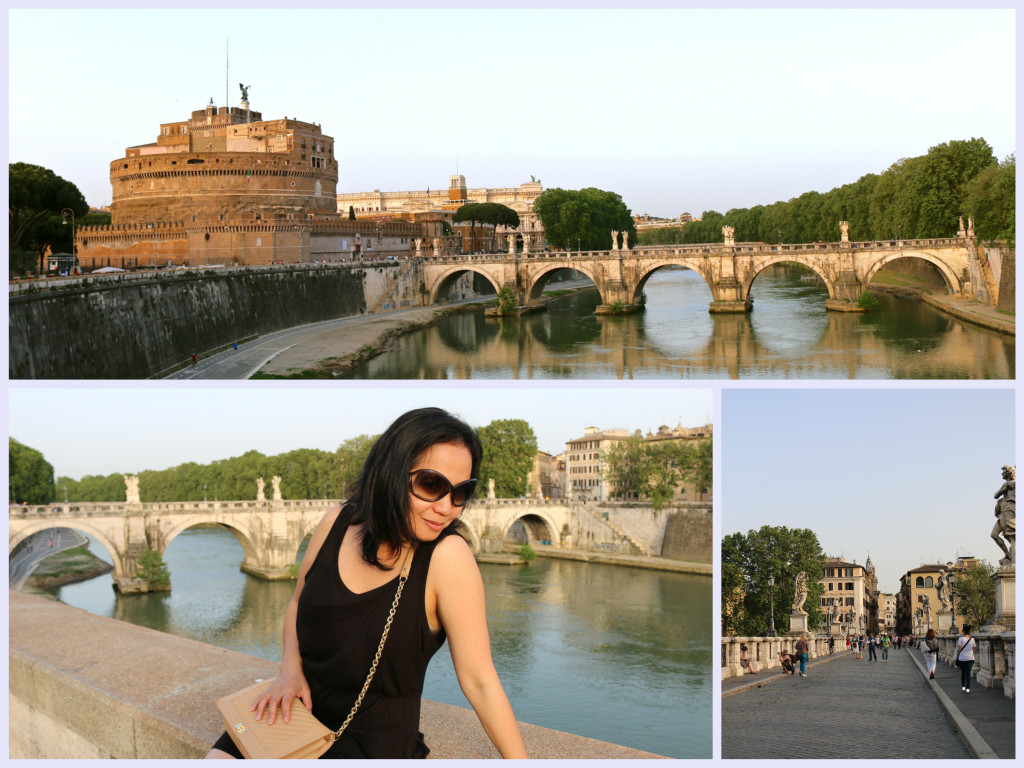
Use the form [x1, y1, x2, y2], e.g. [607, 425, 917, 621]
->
[936, 609, 953, 634]
[787, 611, 809, 636]
[983, 568, 1015, 632]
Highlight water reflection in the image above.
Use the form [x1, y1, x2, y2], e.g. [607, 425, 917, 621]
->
[50, 528, 710, 758]
[337, 265, 1012, 379]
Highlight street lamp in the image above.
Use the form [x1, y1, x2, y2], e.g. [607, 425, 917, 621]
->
[767, 575, 777, 637]
[61, 208, 76, 275]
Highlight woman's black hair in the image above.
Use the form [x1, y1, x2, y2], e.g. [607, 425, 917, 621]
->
[346, 407, 482, 569]
[962, 624, 971, 634]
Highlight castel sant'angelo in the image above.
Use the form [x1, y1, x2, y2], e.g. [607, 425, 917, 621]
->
[76, 93, 420, 267]
[75, 90, 543, 268]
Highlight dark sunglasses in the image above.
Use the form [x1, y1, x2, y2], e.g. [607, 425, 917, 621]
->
[408, 469, 478, 507]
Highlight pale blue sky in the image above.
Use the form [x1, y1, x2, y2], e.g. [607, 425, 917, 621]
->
[8, 8, 1015, 218]
[7, 383, 712, 480]
[722, 387, 1016, 593]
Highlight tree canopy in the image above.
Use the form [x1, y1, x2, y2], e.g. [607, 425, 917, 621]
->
[637, 138, 1011, 247]
[953, 561, 997, 630]
[533, 187, 637, 251]
[9, 163, 89, 274]
[604, 436, 711, 508]
[9, 438, 56, 504]
[452, 202, 521, 230]
[476, 419, 538, 498]
[721, 525, 826, 636]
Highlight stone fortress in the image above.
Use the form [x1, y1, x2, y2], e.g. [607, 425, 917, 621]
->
[73, 92, 544, 268]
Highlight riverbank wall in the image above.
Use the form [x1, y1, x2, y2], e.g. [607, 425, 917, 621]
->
[8, 262, 425, 379]
[9, 590, 663, 759]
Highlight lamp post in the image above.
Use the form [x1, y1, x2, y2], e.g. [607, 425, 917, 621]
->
[767, 575, 776, 637]
[61, 208, 76, 275]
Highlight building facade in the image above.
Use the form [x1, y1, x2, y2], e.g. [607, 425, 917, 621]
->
[564, 422, 713, 502]
[818, 556, 879, 637]
[338, 175, 547, 252]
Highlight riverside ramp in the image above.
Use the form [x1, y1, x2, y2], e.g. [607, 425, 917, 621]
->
[9, 590, 664, 759]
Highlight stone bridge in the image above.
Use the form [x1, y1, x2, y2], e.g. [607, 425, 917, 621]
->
[8, 498, 639, 593]
[422, 235, 976, 313]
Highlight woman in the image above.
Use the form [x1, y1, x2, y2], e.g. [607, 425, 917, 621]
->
[795, 633, 809, 677]
[922, 628, 940, 679]
[956, 624, 977, 693]
[207, 408, 527, 759]
[739, 644, 758, 674]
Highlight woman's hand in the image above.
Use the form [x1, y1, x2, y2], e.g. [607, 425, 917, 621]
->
[251, 671, 312, 725]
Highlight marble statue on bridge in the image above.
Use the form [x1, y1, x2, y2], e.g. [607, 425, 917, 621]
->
[792, 571, 808, 612]
[256, 477, 266, 501]
[992, 465, 1015, 566]
[840, 220, 850, 243]
[611, 231, 619, 251]
[487, 478, 496, 499]
[272, 475, 282, 501]
[935, 569, 951, 612]
[124, 475, 140, 504]
[722, 226, 735, 248]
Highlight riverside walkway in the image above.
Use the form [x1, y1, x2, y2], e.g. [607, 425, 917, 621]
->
[722, 646, 1014, 759]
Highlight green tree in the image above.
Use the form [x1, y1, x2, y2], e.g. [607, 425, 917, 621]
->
[348, 205, 356, 221]
[604, 435, 650, 500]
[963, 154, 1015, 247]
[721, 525, 826, 636]
[495, 285, 518, 315]
[452, 203, 520, 252]
[604, 436, 711, 508]
[9, 163, 89, 274]
[953, 562, 997, 630]
[476, 419, 538, 498]
[533, 187, 636, 250]
[518, 542, 536, 565]
[336, 434, 378, 496]
[9, 438, 56, 504]
[136, 548, 171, 590]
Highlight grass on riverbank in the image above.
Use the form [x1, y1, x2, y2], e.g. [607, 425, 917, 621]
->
[23, 546, 113, 590]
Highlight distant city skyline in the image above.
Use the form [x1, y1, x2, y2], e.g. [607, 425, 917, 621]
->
[7, 384, 713, 481]
[9, 9, 1014, 219]
[722, 388, 1015, 594]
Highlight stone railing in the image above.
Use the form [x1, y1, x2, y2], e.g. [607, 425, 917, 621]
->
[936, 631, 1015, 699]
[721, 635, 835, 680]
[9, 591, 660, 759]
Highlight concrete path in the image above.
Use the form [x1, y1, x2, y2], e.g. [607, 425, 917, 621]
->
[922, 293, 1015, 335]
[722, 647, 978, 759]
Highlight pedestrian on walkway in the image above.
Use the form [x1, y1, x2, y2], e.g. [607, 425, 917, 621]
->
[881, 633, 890, 661]
[922, 628, 940, 679]
[867, 633, 878, 661]
[828, 636, 835, 655]
[778, 650, 796, 675]
[795, 634, 810, 677]
[956, 624, 977, 693]
[192, 353, 198, 366]
[846, 635, 851, 652]
[739, 644, 758, 675]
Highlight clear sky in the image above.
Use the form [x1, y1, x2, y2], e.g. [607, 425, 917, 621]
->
[8, 8, 1015, 218]
[722, 387, 1015, 595]
[7, 382, 712, 481]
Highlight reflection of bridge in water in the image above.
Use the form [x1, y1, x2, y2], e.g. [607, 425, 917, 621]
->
[423, 236, 976, 313]
[8, 498, 646, 593]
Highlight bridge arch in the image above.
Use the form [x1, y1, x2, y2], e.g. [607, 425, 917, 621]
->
[504, 510, 559, 545]
[863, 252, 960, 294]
[524, 266, 601, 304]
[627, 263, 715, 306]
[9, 521, 127, 581]
[427, 267, 501, 305]
[161, 520, 260, 568]
[744, 257, 836, 301]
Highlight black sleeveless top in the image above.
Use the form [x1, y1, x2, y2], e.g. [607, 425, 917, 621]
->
[294, 505, 452, 758]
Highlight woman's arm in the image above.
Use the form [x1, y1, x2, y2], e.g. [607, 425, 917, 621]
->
[254, 506, 343, 725]
[431, 535, 527, 758]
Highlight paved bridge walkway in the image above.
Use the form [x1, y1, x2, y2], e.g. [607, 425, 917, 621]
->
[722, 646, 1014, 759]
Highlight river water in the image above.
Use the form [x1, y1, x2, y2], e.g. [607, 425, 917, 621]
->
[52, 528, 711, 758]
[337, 265, 1013, 379]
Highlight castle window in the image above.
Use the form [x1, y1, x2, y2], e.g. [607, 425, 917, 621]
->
[915, 577, 924, 587]
[924, 576, 933, 588]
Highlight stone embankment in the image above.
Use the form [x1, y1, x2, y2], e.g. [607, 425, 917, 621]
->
[9, 591, 664, 759]
[868, 273, 1014, 336]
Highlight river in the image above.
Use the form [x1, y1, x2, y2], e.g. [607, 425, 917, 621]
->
[336, 265, 1013, 379]
[51, 528, 712, 758]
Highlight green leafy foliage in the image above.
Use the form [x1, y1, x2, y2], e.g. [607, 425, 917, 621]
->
[533, 187, 637, 250]
[137, 548, 171, 589]
[518, 542, 536, 564]
[953, 561, 997, 630]
[476, 419, 538, 498]
[857, 291, 880, 311]
[9, 163, 89, 274]
[963, 154, 1015, 248]
[496, 285, 518, 314]
[9, 438, 56, 504]
[604, 436, 711, 509]
[721, 525, 826, 636]
[452, 202, 520, 230]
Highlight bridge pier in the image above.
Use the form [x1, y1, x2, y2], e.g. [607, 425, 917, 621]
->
[595, 302, 644, 315]
[708, 300, 752, 313]
[824, 299, 864, 312]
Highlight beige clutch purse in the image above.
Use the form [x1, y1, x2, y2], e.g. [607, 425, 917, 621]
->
[217, 679, 336, 759]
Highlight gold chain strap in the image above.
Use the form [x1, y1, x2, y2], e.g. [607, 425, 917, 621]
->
[332, 547, 414, 740]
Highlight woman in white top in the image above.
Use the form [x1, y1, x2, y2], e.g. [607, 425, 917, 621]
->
[956, 624, 977, 693]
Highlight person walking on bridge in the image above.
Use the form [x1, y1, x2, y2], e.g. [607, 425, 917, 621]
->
[795, 634, 810, 677]
[880, 633, 890, 661]
[867, 633, 878, 662]
[956, 624, 977, 693]
[922, 628, 940, 679]
[206, 407, 527, 759]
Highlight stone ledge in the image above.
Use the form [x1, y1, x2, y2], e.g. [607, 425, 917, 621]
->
[9, 590, 663, 759]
